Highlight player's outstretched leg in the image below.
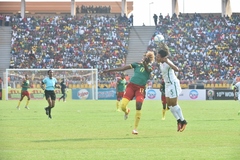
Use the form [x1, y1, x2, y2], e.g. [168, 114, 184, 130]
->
[44, 107, 49, 115]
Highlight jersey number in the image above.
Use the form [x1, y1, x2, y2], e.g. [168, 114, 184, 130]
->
[139, 88, 144, 93]
[140, 67, 145, 72]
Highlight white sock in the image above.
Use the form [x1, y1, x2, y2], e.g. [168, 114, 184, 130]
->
[169, 106, 180, 120]
[173, 105, 185, 121]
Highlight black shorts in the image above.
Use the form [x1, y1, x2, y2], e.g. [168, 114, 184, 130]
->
[61, 89, 66, 94]
[45, 90, 56, 100]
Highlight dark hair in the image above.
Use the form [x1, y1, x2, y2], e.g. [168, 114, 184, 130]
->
[48, 70, 53, 74]
[157, 43, 170, 58]
[158, 50, 168, 58]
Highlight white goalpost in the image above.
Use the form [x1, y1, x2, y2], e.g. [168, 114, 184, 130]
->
[5, 69, 98, 100]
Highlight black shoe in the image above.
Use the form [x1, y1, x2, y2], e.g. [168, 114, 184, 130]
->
[180, 120, 187, 132]
[44, 107, 49, 115]
[48, 114, 52, 119]
[177, 119, 181, 132]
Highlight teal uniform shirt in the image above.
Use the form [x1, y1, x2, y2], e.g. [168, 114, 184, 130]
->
[129, 62, 152, 86]
[117, 79, 126, 92]
[42, 77, 57, 91]
[22, 80, 29, 91]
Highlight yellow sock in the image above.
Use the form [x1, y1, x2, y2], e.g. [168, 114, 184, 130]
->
[162, 109, 166, 118]
[26, 100, 29, 106]
[116, 101, 120, 110]
[121, 98, 130, 114]
[134, 110, 141, 129]
[17, 101, 21, 107]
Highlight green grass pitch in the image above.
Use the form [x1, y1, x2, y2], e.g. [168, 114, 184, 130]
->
[0, 100, 240, 160]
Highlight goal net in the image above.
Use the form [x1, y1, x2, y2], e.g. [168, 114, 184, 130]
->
[4, 69, 98, 100]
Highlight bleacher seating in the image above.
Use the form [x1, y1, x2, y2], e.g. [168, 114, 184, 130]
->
[3, 12, 239, 89]
[148, 13, 240, 88]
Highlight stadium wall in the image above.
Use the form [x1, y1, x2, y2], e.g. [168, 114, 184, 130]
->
[2, 88, 235, 101]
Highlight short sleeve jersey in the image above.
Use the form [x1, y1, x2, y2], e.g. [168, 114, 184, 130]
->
[117, 79, 126, 92]
[42, 77, 57, 91]
[60, 81, 67, 90]
[129, 62, 151, 86]
[159, 61, 178, 85]
[22, 80, 29, 91]
[234, 82, 240, 94]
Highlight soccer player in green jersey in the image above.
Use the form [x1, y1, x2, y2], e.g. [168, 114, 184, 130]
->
[103, 51, 155, 135]
[116, 73, 127, 112]
[17, 74, 30, 110]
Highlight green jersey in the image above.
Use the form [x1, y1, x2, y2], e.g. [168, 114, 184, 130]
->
[22, 80, 29, 91]
[117, 79, 126, 92]
[130, 62, 151, 86]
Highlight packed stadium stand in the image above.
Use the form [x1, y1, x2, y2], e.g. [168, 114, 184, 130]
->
[0, 2, 239, 90]
[148, 13, 240, 88]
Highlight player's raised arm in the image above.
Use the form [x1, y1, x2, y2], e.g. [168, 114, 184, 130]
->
[102, 65, 132, 73]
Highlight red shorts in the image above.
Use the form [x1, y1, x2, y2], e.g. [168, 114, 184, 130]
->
[21, 91, 30, 97]
[123, 82, 145, 103]
[161, 95, 166, 104]
[117, 92, 124, 100]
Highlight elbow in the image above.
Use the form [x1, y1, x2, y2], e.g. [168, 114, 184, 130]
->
[173, 67, 179, 72]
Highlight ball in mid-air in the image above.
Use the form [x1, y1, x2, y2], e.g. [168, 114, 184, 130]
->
[154, 34, 164, 44]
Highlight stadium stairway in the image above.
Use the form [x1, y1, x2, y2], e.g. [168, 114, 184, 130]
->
[126, 26, 155, 78]
[0, 26, 11, 79]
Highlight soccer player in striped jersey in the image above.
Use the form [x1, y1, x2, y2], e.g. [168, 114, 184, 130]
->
[233, 81, 240, 115]
[17, 74, 30, 110]
[155, 43, 187, 132]
[103, 51, 154, 135]
[59, 78, 67, 102]
[41, 70, 60, 119]
[116, 73, 127, 112]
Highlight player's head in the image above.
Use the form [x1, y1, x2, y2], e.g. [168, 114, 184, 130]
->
[156, 43, 170, 63]
[121, 73, 125, 79]
[25, 74, 28, 79]
[48, 70, 53, 78]
[144, 51, 155, 63]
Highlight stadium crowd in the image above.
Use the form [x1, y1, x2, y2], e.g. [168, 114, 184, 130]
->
[6, 12, 240, 86]
[77, 5, 111, 14]
[148, 13, 240, 85]
[9, 14, 130, 82]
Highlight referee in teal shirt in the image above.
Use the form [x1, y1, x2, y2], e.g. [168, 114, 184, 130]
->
[41, 70, 60, 119]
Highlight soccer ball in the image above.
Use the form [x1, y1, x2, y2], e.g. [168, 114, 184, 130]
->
[154, 34, 164, 44]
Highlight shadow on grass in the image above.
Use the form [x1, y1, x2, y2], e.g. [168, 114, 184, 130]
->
[32, 137, 151, 143]
[199, 119, 235, 121]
